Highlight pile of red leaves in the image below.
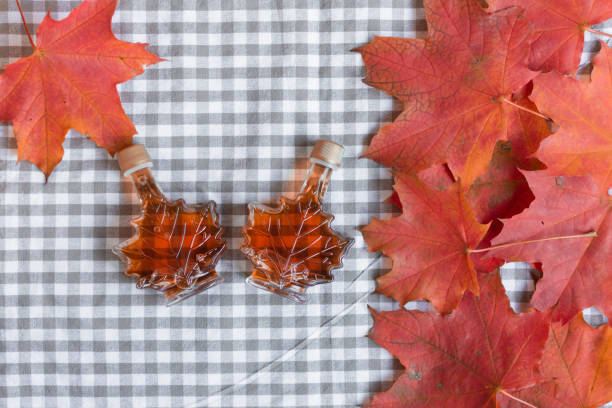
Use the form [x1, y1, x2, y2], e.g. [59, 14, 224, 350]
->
[358, 0, 612, 406]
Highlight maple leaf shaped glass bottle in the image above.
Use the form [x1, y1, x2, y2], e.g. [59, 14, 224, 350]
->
[113, 144, 226, 305]
[241, 140, 353, 303]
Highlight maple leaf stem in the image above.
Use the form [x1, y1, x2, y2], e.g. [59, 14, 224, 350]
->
[585, 27, 612, 38]
[501, 98, 549, 120]
[468, 231, 597, 254]
[499, 389, 538, 408]
[15, 0, 36, 50]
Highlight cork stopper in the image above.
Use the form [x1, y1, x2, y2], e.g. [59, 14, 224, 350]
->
[116, 144, 153, 177]
[310, 139, 344, 168]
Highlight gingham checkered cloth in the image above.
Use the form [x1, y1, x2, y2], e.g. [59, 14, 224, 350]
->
[0, 1, 610, 407]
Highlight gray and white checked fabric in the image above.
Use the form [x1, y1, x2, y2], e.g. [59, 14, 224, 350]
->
[0, 1, 610, 407]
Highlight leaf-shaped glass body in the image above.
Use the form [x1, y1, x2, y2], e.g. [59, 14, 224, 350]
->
[241, 160, 353, 303]
[113, 167, 226, 305]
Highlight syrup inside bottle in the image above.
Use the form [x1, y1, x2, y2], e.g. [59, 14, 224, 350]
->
[113, 145, 226, 305]
[241, 140, 353, 303]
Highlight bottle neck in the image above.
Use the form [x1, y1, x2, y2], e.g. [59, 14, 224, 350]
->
[128, 167, 164, 203]
[300, 160, 333, 201]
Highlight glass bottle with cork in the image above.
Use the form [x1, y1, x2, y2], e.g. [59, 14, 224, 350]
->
[241, 139, 353, 303]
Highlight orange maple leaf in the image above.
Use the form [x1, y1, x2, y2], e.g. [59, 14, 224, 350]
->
[531, 41, 612, 196]
[0, 0, 163, 178]
[361, 172, 491, 314]
[367, 271, 550, 407]
[356, 0, 538, 186]
[500, 314, 612, 408]
[486, 0, 612, 74]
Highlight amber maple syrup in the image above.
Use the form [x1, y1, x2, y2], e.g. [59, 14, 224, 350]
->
[113, 144, 226, 305]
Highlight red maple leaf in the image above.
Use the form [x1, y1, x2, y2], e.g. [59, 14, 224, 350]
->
[391, 89, 549, 226]
[356, 0, 537, 186]
[367, 271, 550, 407]
[487, 172, 611, 324]
[467, 140, 539, 224]
[0, 0, 163, 178]
[486, 0, 612, 74]
[500, 314, 612, 408]
[417, 163, 455, 191]
[418, 164, 507, 275]
[361, 172, 490, 314]
[467, 90, 549, 224]
[387, 164, 456, 208]
[530, 42, 612, 196]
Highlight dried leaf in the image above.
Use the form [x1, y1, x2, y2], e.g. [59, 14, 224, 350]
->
[0, 0, 163, 177]
[368, 271, 550, 407]
[486, 0, 612, 74]
[467, 141, 537, 224]
[356, 0, 537, 186]
[500, 314, 612, 408]
[531, 42, 612, 196]
[488, 172, 611, 324]
[361, 172, 489, 314]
